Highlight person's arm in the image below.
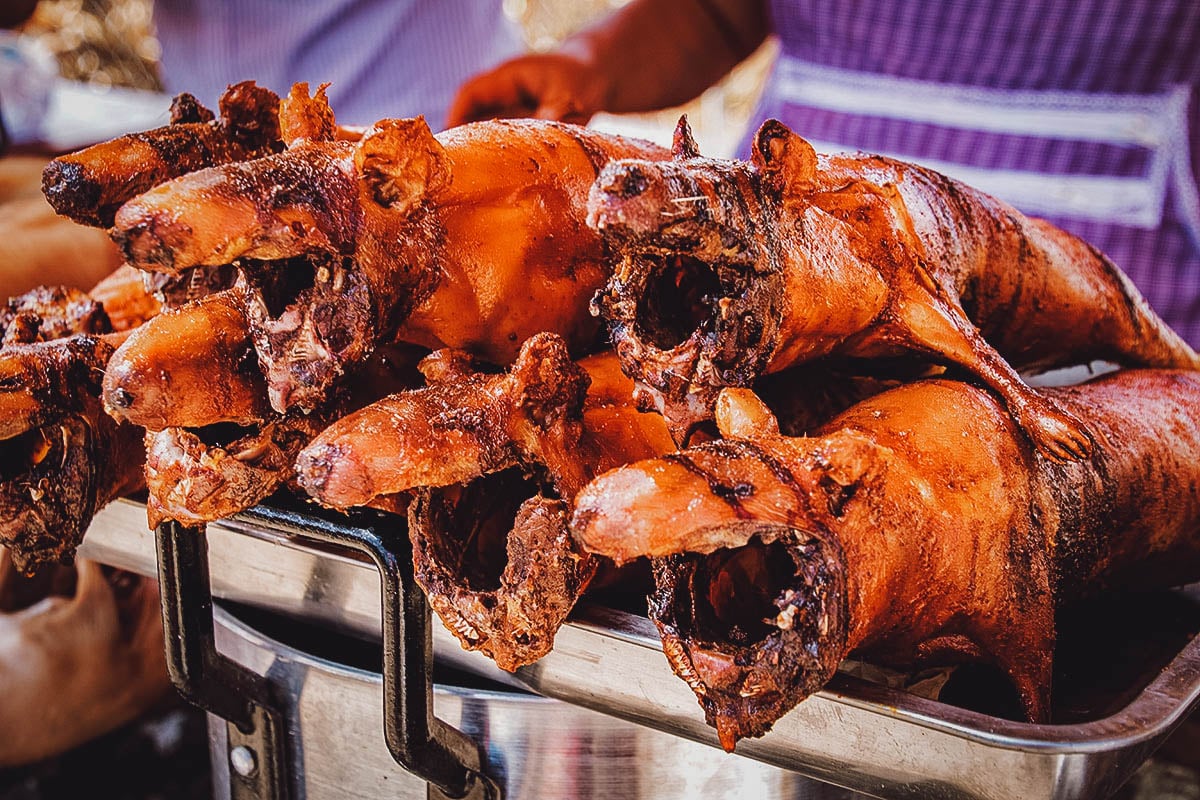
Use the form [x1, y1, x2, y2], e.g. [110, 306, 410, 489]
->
[447, 0, 770, 126]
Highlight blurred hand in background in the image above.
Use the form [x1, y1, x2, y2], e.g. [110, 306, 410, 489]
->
[0, 549, 170, 768]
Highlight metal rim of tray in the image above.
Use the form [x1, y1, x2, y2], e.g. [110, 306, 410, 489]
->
[80, 497, 1200, 799]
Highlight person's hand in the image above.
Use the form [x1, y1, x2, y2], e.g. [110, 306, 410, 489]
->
[447, 51, 608, 128]
[0, 554, 170, 767]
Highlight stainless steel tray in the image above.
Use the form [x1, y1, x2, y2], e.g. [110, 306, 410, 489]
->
[80, 498, 1200, 800]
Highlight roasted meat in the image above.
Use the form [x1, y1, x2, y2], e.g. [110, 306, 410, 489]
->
[86, 266, 164, 333]
[571, 370, 1200, 749]
[589, 118, 1200, 458]
[103, 288, 270, 431]
[143, 345, 426, 529]
[142, 412, 328, 528]
[110, 84, 668, 411]
[97, 277, 420, 525]
[42, 83, 284, 228]
[296, 334, 675, 670]
[0, 274, 155, 572]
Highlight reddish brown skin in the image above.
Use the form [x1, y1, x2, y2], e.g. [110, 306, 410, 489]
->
[109, 85, 668, 412]
[103, 288, 271, 431]
[589, 118, 1200, 459]
[41, 83, 284, 228]
[140, 339, 425, 527]
[142, 412, 326, 528]
[297, 334, 675, 670]
[87, 266, 163, 333]
[571, 370, 1200, 749]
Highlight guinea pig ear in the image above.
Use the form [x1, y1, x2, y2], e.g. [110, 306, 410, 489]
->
[751, 119, 817, 200]
[279, 82, 337, 144]
[672, 115, 701, 160]
[218, 80, 283, 150]
[354, 117, 450, 212]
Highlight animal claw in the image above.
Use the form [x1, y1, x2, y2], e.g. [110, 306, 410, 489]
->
[1027, 408, 1094, 462]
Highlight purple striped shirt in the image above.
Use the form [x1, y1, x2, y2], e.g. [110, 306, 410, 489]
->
[754, 0, 1200, 347]
[152, 0, 523, 130]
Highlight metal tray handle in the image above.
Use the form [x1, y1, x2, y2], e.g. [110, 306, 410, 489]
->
[155, 513, 500, 800]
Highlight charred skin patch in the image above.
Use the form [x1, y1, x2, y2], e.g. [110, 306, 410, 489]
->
[590, 160, 782, 443]
[0, 291, 143, 571]
[0, 417, 95, 573]
[410, 466, 596, 671]
[649, 527, 847, 750]
[241, 254, 375, 412]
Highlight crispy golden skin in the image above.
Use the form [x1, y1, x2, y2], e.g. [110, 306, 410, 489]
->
[589, 118, 1200, 459]
[571, 370, 1200, 749]
[297, 334, 675, 670]
[103, 288, 270, 431]
[42, 83, 284, 228]
[110, 85, 668, 411]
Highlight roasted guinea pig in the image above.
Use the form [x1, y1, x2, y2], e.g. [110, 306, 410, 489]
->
[571, 370, 1200, 750]
[0, 270, 156, 572]
[100, 286, 421, 526]
[42, 82, 285, 229]
[295, 333, 675, 670]
[109, 84, 668, 412]
[589, 118, 1200, 458]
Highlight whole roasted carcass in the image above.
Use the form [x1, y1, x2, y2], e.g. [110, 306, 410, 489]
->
[296, 333, 676, 670]
[589, 118, 1200, 457]
[107, 85, 668, 412]
[571, 369, 1200, 749]
[0, 268, 157, 571]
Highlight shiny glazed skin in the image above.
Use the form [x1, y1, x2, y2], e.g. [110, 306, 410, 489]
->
[110, 85, 668, 412]
[103, 288, 270, 431]
[296, 333, 675, 670]
[571, 370, 1200, 748]
[589, 119, 1200, 458]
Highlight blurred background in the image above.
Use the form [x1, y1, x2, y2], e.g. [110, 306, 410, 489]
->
[16, 0, 777, 155]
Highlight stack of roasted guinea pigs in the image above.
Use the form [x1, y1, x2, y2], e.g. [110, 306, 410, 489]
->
[13, 80, 1200, 750]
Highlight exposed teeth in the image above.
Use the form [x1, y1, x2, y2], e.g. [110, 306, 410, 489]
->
[233, 438, 270, 462]
[59, 426, 70, 467]
[28, 430, 51, 466]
